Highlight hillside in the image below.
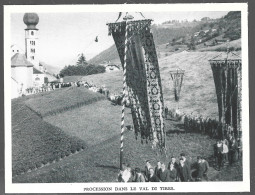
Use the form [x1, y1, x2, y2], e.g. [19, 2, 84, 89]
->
[88, 11, 241, 66]
[86, 51, 238, 118]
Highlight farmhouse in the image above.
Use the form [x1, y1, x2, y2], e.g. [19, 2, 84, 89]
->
[105, 64, 120, 72]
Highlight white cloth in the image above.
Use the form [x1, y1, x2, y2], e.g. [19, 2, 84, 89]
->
[122, 169, 131, 183]
[222, 144, 229, 153]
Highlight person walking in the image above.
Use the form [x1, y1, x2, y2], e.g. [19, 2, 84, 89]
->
[148, 168, 160, 182]
[159, 163, 171, 182]
[178, 158, 190, 182]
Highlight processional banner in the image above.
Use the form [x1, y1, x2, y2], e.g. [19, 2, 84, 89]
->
[108, 19, 165, 149]
[209, 52, 242, 138]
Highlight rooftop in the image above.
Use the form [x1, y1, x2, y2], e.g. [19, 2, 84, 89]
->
[11, 53, 34, 67]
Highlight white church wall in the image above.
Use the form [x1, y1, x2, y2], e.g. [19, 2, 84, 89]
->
[33, 73, 44, 87]
[11, 78, 20, 99]
[14, 67, 33, 90]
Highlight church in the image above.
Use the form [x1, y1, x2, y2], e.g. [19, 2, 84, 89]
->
[11, 13, 55, 99]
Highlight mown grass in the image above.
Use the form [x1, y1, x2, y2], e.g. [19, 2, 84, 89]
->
[82, 52, 223, 118]
[44, 100, 133, 146]
[198, 39, 241, 52]
[12, 97, 87, 177]
[25, 87, 106, 117]
[13, 129, 225, 183]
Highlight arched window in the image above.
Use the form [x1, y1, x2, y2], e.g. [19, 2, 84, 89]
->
[35, 77, 40, 81]
[31, 31, 34, 36]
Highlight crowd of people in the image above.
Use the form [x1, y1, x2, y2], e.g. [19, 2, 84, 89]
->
[22, 80, 127, 106]
[117, 153, 210, 182]
[213, 133, 241, 171]
[165, 107, 237, 139]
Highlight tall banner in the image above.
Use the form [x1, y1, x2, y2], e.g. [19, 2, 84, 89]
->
[108, 20, 165, 149]
[209, 52, 242, 138]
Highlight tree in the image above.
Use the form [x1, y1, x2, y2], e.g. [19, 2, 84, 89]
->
[76, 53, 87, 66]
[187, 36, 196, 50]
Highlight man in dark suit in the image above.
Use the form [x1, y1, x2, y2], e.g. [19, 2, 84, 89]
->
[168, 156, 179, 181]
[154, 161, 162, 179]
[148, 168, 160, 182]
[159, 163, 171, 182]
[178, 158, 190, 182]
[194, 156, 204, 181]
[180, 153, 191, 181]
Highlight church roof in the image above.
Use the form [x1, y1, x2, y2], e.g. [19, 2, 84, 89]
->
[33, 67, 44, 74]
[11, 53, 34, 67]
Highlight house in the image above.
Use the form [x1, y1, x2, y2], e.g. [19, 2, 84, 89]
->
[105, 64, 120, 72]
[215, 39, 229, 44]
[194, 32, 200, 37]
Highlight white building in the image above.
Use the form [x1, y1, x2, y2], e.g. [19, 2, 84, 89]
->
[11, 53, 34, 97]
[11, 45, 22, 57]
[105, 64, 120, 72]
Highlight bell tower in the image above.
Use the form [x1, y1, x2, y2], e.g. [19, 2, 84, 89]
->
[23, 13, 40, 70]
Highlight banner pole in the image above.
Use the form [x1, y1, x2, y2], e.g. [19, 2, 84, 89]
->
[120, 20, 129, 170]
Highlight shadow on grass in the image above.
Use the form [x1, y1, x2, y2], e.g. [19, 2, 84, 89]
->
[95, 163, 119, 171]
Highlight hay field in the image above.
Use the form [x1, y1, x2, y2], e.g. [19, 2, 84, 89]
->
[12, 51, 243, 182]
[12, 97, 86, 176]
[198, 39, 241, 52]
[83, 51, 221, 118]
[44, 100, 133, 146]
[25, 87, 105, 117]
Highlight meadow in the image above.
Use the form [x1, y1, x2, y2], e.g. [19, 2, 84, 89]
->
[83, 52, 222, 118]
[25, 86, 105, 117]
[12, 51, 243, 182]
[12, 95, 86, 176]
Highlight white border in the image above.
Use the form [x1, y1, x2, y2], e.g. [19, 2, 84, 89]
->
[4, 3, 250, 193]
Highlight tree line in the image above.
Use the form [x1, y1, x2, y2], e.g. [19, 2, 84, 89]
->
[59, 53, 105, 77]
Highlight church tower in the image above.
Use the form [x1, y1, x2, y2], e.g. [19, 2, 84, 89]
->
[23, 13, 41, 71]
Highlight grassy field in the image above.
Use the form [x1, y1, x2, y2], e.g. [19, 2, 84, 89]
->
[25, 87, 105, 117]
[12, 96, 87, 176]
[13, 119, 220, 183]
[44, 100, 133, 146]
[82, 51, 222, 118]
[198, 39, 241, 52]
[12, 51, 243, 182]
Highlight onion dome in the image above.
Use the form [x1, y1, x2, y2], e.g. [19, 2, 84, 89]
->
[23, 13, 39, 30]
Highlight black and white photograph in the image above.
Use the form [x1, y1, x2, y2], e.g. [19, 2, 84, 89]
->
[4, 3, 250, 193]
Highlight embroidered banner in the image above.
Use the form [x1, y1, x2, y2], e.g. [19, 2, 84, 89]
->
[108, 20, 165, 149]
[209, 53, 242, 138]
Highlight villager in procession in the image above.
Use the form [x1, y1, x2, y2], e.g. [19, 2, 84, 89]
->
[159, 162, 171, 182]
[155, 161, 162, 179]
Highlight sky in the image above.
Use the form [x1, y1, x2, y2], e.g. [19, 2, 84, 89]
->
[11, 11, 228, 73]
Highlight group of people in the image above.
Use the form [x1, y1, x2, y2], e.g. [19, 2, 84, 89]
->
[214, 133, 241, 171]
[165, 107, 235, 139]
[117, 153, 210, 182]
[23, 82, 73, 96]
